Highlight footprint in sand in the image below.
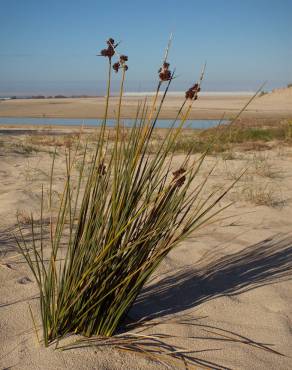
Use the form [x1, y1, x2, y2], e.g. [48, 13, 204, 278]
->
[0, 263, 15, 270]
[17, 276, 32, 284]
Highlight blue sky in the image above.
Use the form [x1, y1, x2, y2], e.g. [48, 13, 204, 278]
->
[0, 0, 291, 95]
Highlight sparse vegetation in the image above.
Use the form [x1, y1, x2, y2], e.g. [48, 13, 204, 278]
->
[242, 182, 284, 208]
[26, 133, 81, 148]
[251, 153, 282, 179]
[221, 150, 237, 160]
[168, 120, 292, 155]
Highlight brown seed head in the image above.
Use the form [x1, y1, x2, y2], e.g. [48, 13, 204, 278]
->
[120, 55, 128, 62]
[172, 168, 186, 188]
[185, 83, 201, 100]
[99, 38, 116, 59]
[100, 49, 108, 57]
[159, 70, 171, 81]
[159, 61, 172, 81]
[97, 162, 107, 176]
[113, 62, 120, 73]
[107, 38, 115, 46]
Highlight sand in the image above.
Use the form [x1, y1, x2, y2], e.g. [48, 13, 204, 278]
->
[0, 89, 292, 120]
[1, 128, 292, 369]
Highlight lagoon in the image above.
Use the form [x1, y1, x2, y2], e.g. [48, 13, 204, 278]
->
[0, 117, 225, 129]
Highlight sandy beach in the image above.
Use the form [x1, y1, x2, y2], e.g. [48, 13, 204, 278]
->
[1, 0, 291, 366]
[2, 0, 292, 366]
[0, 89, 292, 120]
[1, 123, 292, 369]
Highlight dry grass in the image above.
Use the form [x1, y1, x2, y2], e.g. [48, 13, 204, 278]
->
[242, 182, 284, 207]
[228, 179, 285, 208]
[221, 150, 237, 160]
[251, 153, 283, 179]
[26, 133, 81, 148]
[16, 209, 32, 225]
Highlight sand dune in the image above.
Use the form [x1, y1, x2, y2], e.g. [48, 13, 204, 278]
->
[0, 91, 291, 120]
[259, 86, 292, 103]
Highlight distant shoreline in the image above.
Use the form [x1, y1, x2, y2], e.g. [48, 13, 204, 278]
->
[0, 91, 256, 100]
[0, 94, 291, 120]
[123, 91, 256, 97]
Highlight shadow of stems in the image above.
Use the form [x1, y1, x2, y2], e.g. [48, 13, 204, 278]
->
[132, 234, 292, 321]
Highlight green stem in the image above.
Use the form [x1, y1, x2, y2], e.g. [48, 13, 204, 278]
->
[104, 58, 112, 124]
[112, 67, 126, 226]
[98, 58, 112, 156]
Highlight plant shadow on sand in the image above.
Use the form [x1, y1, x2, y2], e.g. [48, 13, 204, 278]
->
[65, 235, 292, 369]
[2, 229, 291, 368]
[0, 220, 50, 256]
[131, 234, 292, 322]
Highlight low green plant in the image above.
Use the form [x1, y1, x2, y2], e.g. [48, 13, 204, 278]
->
[16, 38, 236, 346]
[200, 121, 292, 146]
[169, 135, 228, 154]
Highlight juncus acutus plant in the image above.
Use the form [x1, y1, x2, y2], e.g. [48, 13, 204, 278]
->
[16, 37, 235, 346]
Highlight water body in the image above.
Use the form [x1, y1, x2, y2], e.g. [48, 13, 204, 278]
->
[0, 117, 226, 129]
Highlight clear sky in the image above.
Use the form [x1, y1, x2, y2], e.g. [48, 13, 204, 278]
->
[0, 0, 291, 96]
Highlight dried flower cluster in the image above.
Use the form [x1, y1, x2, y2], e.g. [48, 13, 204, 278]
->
[97, 162, 107, 176]
[158, 62, 172, 81]
[100, 38, 117, 59]
[99, 38, 129, 73]
[113, 55, 129, 73]
[172, 168, 186, 188]
[185, 83, 201, 100]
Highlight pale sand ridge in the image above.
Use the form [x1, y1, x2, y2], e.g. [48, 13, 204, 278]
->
[0, 89, 291, 120]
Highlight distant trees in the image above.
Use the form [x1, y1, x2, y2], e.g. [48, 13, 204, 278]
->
[29, 95, 67, 99]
